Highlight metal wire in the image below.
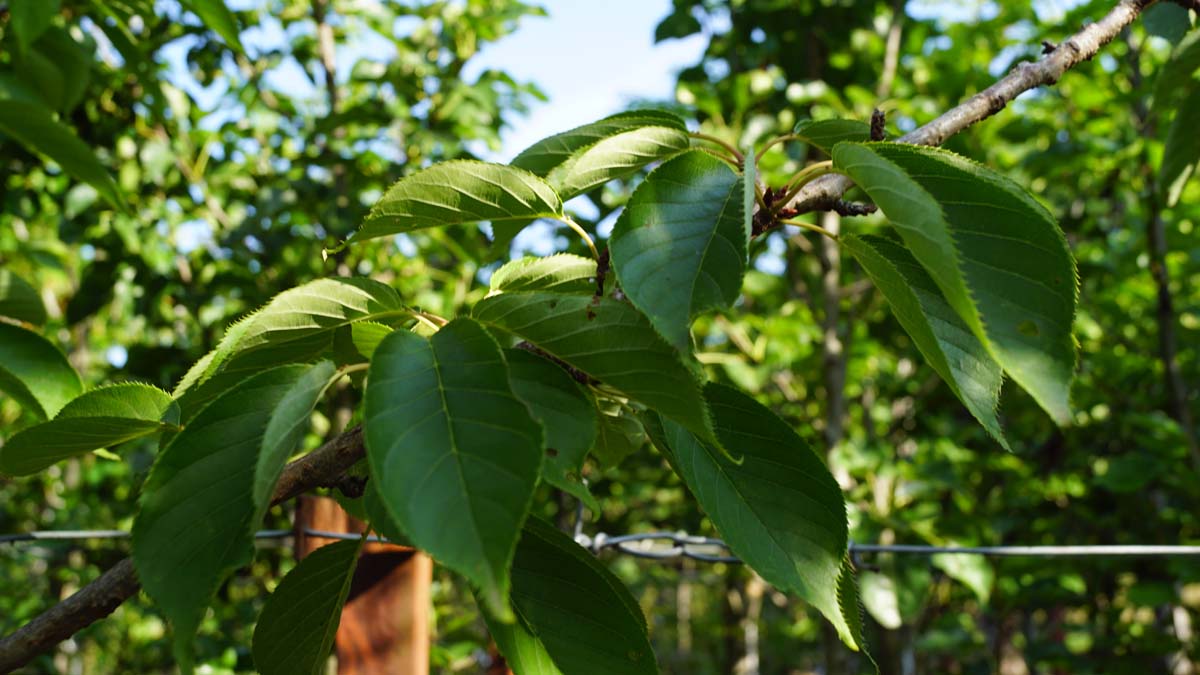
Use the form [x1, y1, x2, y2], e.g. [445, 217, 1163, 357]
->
[4, 527, 1200, 560]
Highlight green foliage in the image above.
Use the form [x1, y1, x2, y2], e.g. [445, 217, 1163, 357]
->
[489, 254, 599, 295]
[0, 270, 47, 325]
[252, 539, 362, 675]
[0, 383, 178, 475]
[363, 319, 543, 620]
[792, 119, 872, 154]
[610, 150, 749, 351]
[0, 323, 82, 420]
[1160, 84, 1200, 207]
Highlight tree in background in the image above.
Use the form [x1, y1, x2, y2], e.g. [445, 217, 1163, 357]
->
[0, 1, 1198, 674]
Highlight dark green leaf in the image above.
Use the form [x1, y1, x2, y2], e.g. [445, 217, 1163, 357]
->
[0, 323, 82, 420]
[252, 539, 362, 675]
[489, 254, 599, 295]
[354, 161, 561, 244]
[654, 9, 702, 42]
[505, 348, 599, 510]
[591, 405, 647, 468]
[793, 119, 872, 154]
[133, 362, 333, 673]
[0, 100, 125, 210]
[495, 518, 658, 675]
[841, 234, 1007, 448]
[363, 319, 542, 619]
[655, 383, 862, 650]
[610, 150, 748, 351]
[1160, 82, 1200, 207]
[10, 0, 60, 55]
[1144, 4, 1192, 45]
[180, 0, 244, 51]
[1154, 29, 1200, 115]
[0, 269, 47, 325]
[833, 143, 1077, 424]
[0, 383, 178, 476]
[472, 292, 717, 448]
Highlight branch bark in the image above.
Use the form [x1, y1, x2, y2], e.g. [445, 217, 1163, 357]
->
[785, 0, 1155, 214]
[0, 427, 366, 673]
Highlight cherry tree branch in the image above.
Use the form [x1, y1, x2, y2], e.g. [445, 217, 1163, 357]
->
[0, 427, 366, 673]
[786, 0, 1156, 214]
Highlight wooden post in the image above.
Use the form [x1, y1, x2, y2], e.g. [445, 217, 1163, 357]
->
[295, 496, 432, 674]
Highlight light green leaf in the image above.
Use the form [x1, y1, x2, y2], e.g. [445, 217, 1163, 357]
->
[505, 348, 599, 511]
[0, 100, 125, 211]
[0, 323, 82, 420]
[0, 269, 47, 325]
[833, 143, 1077, 425]
[793, 119, 872, 154]
[610, 150, 748, 351]
[492, 517, 658, 675]
[841, 234, 1007, 448]
[859, 572, 902, 629]
[10, 0, 60, 55]
[654, 383, 862, 650]
[0, 383, 178, 476]
[180, 0, 244, 51]
[350, 321, 393, 360]
[547, 126, 691, 200]
[483, 610, 563, 675]
[489, 254, 599, 296]
[931, 552, 993, 603]
[743, 140, 756, 239]
[1161, 82, 1200, 208]
[252, 539, 362, 675]
[354, 161, 562, 244]
[133, 362, 333, 673]
[364, 319, 542, 619]
[173, 277, 406, 416]
[511, 110, 687, 176]
[472, 292, 717, 447]
[592, 405, 646, 468]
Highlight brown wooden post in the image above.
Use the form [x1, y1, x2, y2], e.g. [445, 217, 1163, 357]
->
[295, 495, 432, 674]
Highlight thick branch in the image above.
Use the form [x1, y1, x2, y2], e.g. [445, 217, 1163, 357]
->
[785, 0, 1155, 214]
[0, 427, 366, 673]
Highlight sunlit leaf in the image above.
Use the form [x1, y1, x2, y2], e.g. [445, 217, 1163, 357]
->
[133, 362, 333, 673]
[252, 539, 362, 675]
[489, 254, 599, 296]
[0, 323, 82, 420]
[364, 319, 542, 619]
[180, 0, 244, 51]
[547, 126, 690, 200]
[841, 234, 1007, 448]
[511, 110, 687, 176]
[833, 142, 1077, 424]
[0, 383, 178, 475]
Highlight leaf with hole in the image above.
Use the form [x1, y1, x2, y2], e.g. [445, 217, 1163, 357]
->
[841, 234, 1007, 448]
[489, 517, 658, 675]
[252, 538, 362, 675]
[472, 292, 717, 449]
[505, 348, 599, 511]
[833, 142, 1077, 424]
[0, 323, 82, 420]
[364, 319, 542, 619]
[133, 362, 333, 673]
[653, 383, 862, 650]
[610, 150, 749, 352]
[0, 383, 179, 476]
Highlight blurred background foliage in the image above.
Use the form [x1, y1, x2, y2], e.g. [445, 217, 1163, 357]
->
[0, 0, 1197, 673]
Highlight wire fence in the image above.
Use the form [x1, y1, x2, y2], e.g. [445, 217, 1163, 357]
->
[4, 527, 1200, 561]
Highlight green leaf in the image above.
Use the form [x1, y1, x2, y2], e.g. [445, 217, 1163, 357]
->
[793, 119, 872, 154]
[931, 552, 993, 603]
[511, 110, 687, 176]
[1144, 3, 1191, 44]
[0, 100, 126, 211]
[0, 383, 178, 476]
[505, 348, 599, 511]
[173, 277, 407, 416]
[472, 292, 717, 447]
[0, 269, 47, 325]
[0, 323, 82, 420]
[363, 319, 542, 620]
[833, 143, 1077, 424]
[610, 150, 748, 351]
[489, 254, 599, 295]
[546, 126, 691, 201]
[350, 321, 393, 360]
[1160, 82, 1200, 208]
[180, 0, 244, 51]
[252, 539, 362, 675]
[354, 161, 562, 244]
[483, 610, 563, 675]
[10, 0, 60, 55]
[493, 518, 658, 675]
[362, 481, 413, 547]
[133, 362, 333, 673]
[1154, 29, 1200, 116]
[592, 404, 647, 468]
[654, 383, 862, 650]
[841, 234, 1007, 448]
[654, 9, 702, 42]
